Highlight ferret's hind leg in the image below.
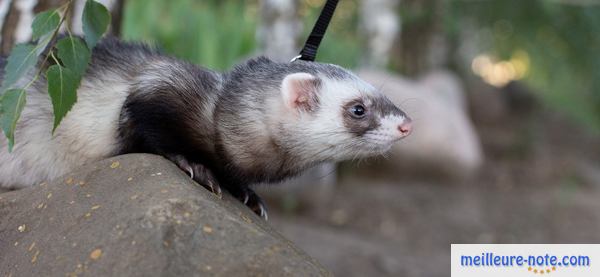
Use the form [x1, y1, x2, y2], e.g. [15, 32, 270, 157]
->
[168, 155, 222, 198]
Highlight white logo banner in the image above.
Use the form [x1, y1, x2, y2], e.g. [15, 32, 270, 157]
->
[451, 244, 599, 277]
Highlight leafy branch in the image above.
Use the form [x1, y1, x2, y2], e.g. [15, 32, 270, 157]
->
[0, 0, 110, 152]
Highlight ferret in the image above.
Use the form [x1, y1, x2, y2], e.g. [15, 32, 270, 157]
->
[0, 37, 412, 219]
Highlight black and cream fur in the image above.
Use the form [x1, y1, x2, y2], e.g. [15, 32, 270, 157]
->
[0, 37, 411, 218]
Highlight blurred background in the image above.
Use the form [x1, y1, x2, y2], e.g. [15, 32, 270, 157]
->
[2, 0, 599, 276]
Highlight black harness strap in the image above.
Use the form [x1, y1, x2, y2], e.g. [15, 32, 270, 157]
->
[294, 0, 340, 62]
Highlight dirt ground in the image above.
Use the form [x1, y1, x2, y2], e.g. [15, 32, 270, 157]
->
[267, 108, 600, 277]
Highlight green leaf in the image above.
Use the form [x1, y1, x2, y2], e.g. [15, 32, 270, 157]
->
[0, 89, 27, 152]
[0, 44, 38, 92]
[46, 65, 80, 133]
[56, 36, 91, 76]
[35, 32, 54, 56]
[82, 0, 111, 48]
[31, 9, 60, 40]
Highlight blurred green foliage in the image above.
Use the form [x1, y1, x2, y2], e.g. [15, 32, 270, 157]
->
[121, 0, 599, 131]
[446, 0, 600, 130]
[121, 0, 361, 69]
[122, 0, 258, 70]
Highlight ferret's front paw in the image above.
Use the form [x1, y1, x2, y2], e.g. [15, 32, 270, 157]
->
[239, 188, 268, 220]
[169, 155, 222, 198]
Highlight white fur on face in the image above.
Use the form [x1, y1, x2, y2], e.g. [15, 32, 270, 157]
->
[296, 76, 372, 160]
[363, 114, 408, 151]
[284, 73, 408, 162]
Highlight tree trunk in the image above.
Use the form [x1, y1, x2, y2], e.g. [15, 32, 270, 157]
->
[256, 0, 302, 62]
[358, 0, 401, 69]
[0, 0, 124, 55]
[391, 0, 450, 76]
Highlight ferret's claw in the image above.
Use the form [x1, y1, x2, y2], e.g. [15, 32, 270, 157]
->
[243, 193, 250, 205]
[205, 179, 222, 199]
[169, 155, 193, 178]
[215, 184, 222, 197]
[240, 189, 268, 220]
[187, 166, 194, 179]
[259, 204, 268, 221]
[168, 154, 222, 198]
[191, 164, 222, 199]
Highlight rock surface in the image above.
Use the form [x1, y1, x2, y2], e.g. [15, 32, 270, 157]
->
[0, 154, 330, 277]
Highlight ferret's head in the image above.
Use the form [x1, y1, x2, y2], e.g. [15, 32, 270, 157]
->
[275, 62, 411, 162]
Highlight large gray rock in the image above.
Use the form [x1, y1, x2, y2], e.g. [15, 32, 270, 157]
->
[0, 154, 330, 277]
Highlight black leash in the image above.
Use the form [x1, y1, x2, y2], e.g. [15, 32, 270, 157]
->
[292, 0, 340, 62]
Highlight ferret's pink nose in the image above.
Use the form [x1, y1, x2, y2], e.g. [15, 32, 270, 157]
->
[398, 121, 412, 137]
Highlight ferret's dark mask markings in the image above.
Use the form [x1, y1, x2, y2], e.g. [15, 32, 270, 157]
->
[0, 37, 412, 220]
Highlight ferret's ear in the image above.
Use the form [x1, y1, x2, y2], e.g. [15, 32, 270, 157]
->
[281, 73, 321, 112]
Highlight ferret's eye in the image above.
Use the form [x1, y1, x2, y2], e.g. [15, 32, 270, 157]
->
[349, 104, 366, 119]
